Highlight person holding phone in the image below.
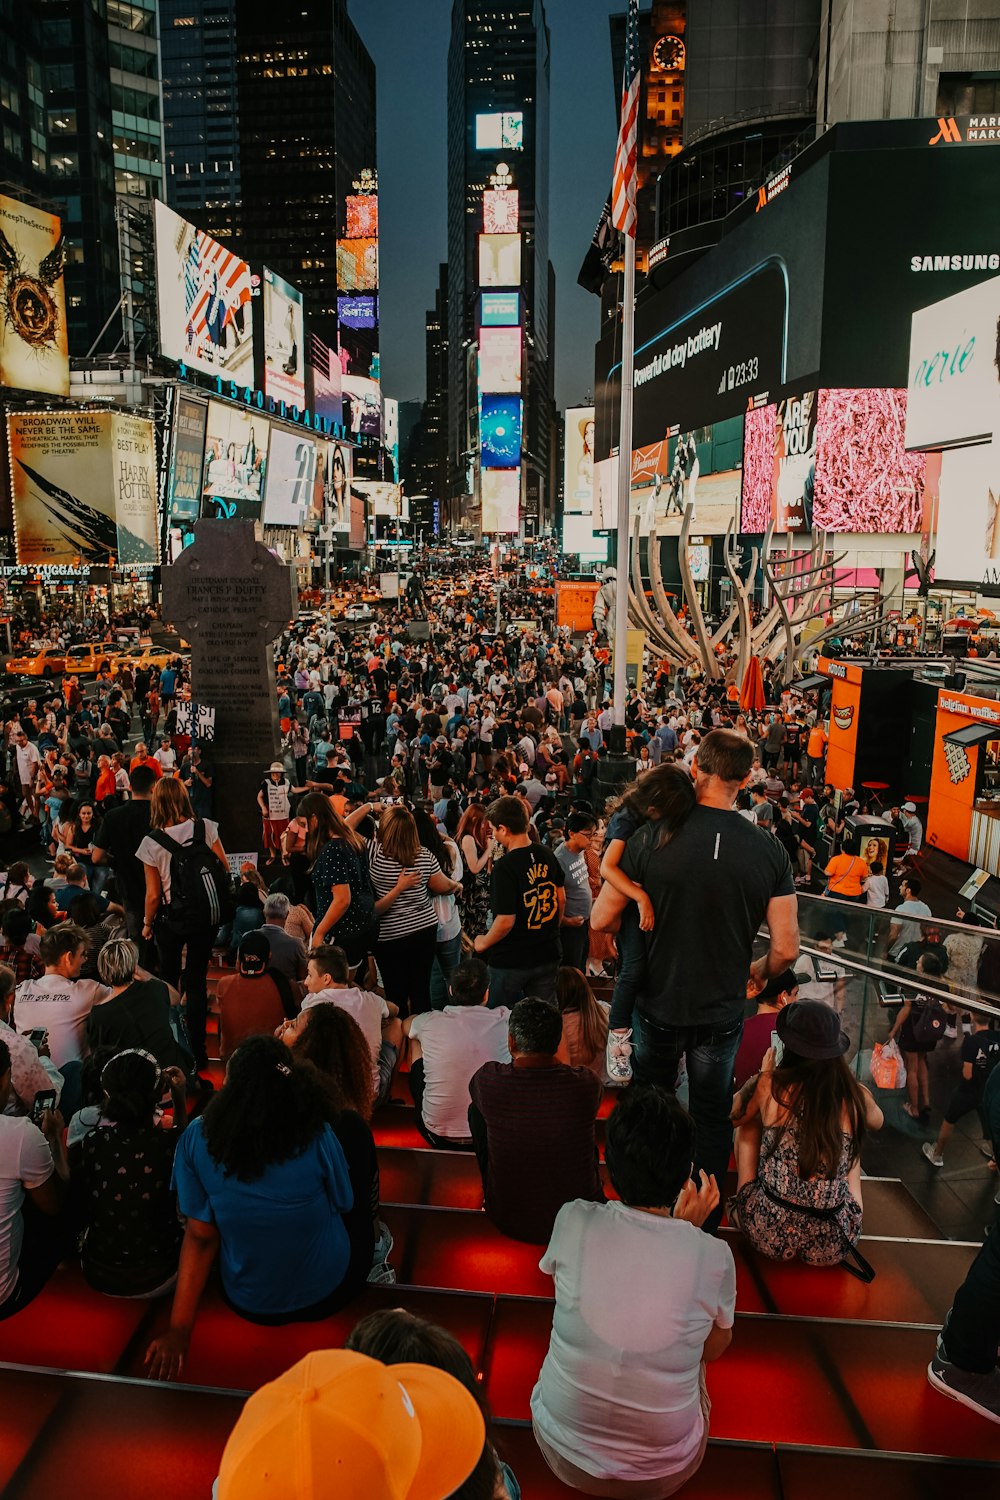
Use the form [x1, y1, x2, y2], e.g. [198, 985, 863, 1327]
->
[0, 1036, 70, 1320]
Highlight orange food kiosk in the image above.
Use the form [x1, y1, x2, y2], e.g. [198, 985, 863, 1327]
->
[815, 656, 912, 795]
[927, 689, 1000, 873]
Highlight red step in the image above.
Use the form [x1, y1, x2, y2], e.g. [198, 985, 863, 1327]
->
[121, 1281, 494, 1392]
[0, 1263, 149, 1374]
[381, 1204, 552, 1298]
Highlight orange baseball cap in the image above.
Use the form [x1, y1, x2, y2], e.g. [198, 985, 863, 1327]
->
[217, 1350, 485, 1499]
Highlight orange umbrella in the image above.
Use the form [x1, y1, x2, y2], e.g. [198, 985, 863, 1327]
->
[739, 654, 766, 714]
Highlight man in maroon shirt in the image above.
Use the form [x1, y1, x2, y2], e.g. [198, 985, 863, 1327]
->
[732, 969, 800, 1089]
[469, 997, 603, 1244]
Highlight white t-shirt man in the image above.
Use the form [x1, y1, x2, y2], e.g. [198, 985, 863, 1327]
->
[406, 1005, 511, 1140]
[154, 743, 177, 772]
[13, 973, 107, 1068]
[302, 985, 389, 1092]
[889, 897, 932, 959]
[15, 739, 41, 789]
[531, 1200, 736, 1485]
[0, 1115, 54, 1303]
[136, 817, 221, 905]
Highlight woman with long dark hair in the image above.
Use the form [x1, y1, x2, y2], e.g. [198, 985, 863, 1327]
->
[300, 790, 376, 965]
[554, 966, 610, 1081]
[413, 805, 464, 1005]
[280, 1003, 394, 1285]
[368, 804, 460, 1017]
[729, 1001, 883, 1273]
[456, 802, 492, 941]
[144, 1036, 355, 1380]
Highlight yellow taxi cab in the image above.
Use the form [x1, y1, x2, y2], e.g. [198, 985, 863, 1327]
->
[113, 644, 187, 675]
[62, 642, 115, 677]
[4, 644, 67, 678]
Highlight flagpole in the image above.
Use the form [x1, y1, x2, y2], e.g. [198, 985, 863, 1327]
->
[611, 230, 636, 740]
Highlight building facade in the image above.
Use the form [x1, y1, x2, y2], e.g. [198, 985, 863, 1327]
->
[446, 0, 555, 537]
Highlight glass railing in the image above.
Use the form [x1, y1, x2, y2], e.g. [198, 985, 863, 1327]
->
[755, 892, 1000, 1080]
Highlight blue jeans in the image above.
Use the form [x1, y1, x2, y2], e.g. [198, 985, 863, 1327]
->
[631, 1008, 743, 1230]
[487, 962, 558, 1010]
[609, 906, 645, 1028]
[429, 931, 463, 1009]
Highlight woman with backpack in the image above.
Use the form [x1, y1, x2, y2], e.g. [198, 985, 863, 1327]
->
[137, 778, 230, 1072]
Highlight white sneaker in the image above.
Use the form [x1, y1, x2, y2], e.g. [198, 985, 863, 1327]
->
[606, 1027, 633, 1084]
[922, 1142, 945, 1168]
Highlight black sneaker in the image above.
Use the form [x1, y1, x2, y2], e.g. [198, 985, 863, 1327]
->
[928, 1351, 1000, 1425]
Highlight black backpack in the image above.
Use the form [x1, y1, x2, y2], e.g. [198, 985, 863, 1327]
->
[150, 819, 234, 935]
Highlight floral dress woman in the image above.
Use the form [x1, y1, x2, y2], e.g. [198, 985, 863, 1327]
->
[729, 1119, 862, 1269]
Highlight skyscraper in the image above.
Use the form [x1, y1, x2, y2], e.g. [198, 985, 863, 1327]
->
[160, 0, 378, 378]
[446, 0, 555, 537]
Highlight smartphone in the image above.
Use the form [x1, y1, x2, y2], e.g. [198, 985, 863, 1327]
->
[27, 1029, 47, 1054]
[770, 1030, 784, 1066]
[31, 1089, 56, 1125]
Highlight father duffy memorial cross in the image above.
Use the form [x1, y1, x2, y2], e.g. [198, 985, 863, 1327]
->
[161, 519, 298, 858]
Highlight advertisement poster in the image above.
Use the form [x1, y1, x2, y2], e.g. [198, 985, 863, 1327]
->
[154, 201, 253, 381]
[480, 395, 522, 468]
[9, 409, 158, 565]
[742, 391, 816, 534]
[812, 389, 926, 534]
[342, 373, 382, 439]
[262, 267, 305, 410]
[906, 273, 1000, 451]
[555, 579, 600, 632]
[479, 327, 522, 394]
[563, 406, 595, 515]
[345, 195, 378, 239]
[309, 332, 343, 426]
[481, 469, 519, 534]
[0, 194, 69, 396]
[479, 234, 521, 288]
[336, 238, 378, 293]
[328, 441, 353, 533]
[200, 401, 269, 520]
[475, 112, 523, 150]
[484, 190, 519, 234]
[481, 292, 520, 327]
[337, 295, 378, 330]
[263, 428, 317, 526]
[350, 492, 366, 549]
[167, 394, 208, 521]
[935, 439, 1000, 586]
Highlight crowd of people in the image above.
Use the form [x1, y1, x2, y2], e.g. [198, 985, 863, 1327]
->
[1, 558, 999, 1493]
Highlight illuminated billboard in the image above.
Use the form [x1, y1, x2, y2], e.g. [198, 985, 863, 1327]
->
[484, 189, 519, 234]
[480, 394, 522, 469]
[262, 267, 305, 410]
[933, 441, 999, 586]
[0, 193, 69, 396]
[562, 511, 609, 563]
[741, 392, 816, 534]
[481, 292, 520, 327]
[345, 194, 378, 239]
[309, 332, 342, 426]
[906, 273, 1000, 451]
[167, 394, 207, 521]
[350, 492, 366, 549]
[263, 428, 317, 526]
[478, 327, 521, 394]
[564, 406, 595, 516]
[475, 112, 523, 150]
[482, 469, 519, 534]
[742, 388, 926, 534]
[8, 409, 158, 565]
[594, 418, 743, 537]
[154, 200, 254, 381]
[336, 237, 378, 293]
[479, 233, 521, 288]
[328, 441, 353, 533]
[343, 373, 382, 439]
[201, 400, 269, 520]
[354, 480, 408, 520]
[337, 294, 378, 330]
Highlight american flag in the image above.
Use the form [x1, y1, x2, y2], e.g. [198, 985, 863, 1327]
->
[611, 0, 641, 237]
[183, 229, 251, 346]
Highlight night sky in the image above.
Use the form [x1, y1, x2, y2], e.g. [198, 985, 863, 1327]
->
[349, 0, 618, 414]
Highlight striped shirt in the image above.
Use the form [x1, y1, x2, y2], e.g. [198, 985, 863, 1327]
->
[367, 841, 439, 942]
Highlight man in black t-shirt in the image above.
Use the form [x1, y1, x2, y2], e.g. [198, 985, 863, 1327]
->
[91, 764, 155, 965]
[593, 730, 799, 1217]
[475, 795, 565, 1009]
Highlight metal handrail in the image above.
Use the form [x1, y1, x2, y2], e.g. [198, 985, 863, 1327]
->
[797, 890, 994, 943]
[795, 939, 1000, 1023]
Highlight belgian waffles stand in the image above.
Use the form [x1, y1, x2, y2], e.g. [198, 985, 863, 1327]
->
[926, 689, 1000, 873]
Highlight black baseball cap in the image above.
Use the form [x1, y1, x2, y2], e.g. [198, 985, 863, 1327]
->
[776, 1001, 850, 1060]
